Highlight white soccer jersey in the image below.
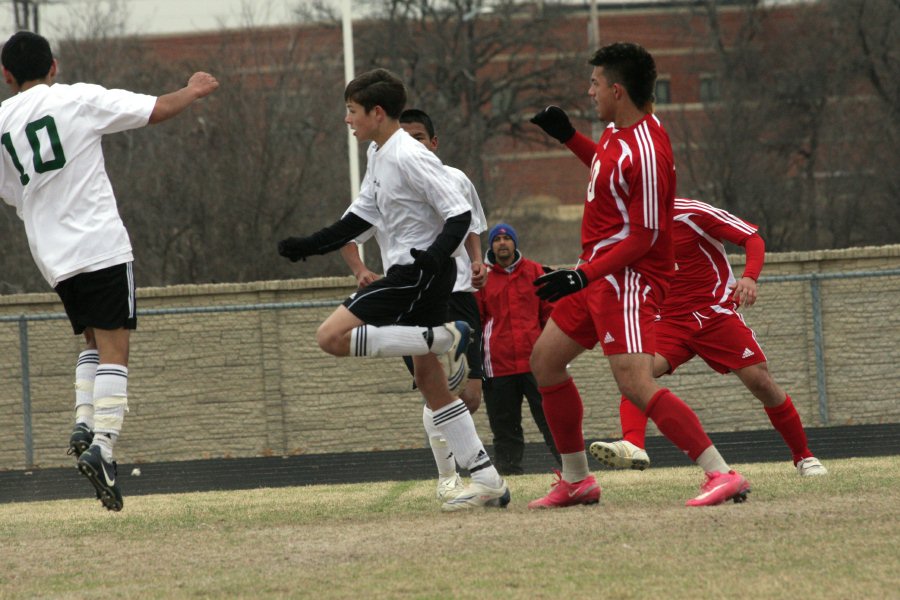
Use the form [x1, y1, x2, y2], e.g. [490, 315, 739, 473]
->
[0, 83, 156, 287]
[351, 162, 486, 293]
[348, 129, 472, 271]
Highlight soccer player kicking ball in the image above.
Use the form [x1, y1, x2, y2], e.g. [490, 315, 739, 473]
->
[528, 42, 749, 508]
[0, 31, 218, 511]
[590, 198, 827, 477]
[277, 69, 509, 512]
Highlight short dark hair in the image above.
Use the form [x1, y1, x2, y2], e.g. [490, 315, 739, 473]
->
[344, 68, 406, 119]
[1, 31, 53, 87]
[399, 108, 436, 138]
[589, 42, 657, 108]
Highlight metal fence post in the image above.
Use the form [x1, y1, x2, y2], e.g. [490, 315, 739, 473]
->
[809, 277, 829, 425]
[18, 315, 33, 467]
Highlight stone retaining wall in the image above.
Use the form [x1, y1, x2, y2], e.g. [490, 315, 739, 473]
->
[1, 245, 898, 469]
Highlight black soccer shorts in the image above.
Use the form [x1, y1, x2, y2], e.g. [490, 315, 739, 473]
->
[55, 262, 137, 334]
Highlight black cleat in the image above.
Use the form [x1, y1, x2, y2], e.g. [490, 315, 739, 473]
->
[77, 445, 123, 512]
[67, 423, 94, 458]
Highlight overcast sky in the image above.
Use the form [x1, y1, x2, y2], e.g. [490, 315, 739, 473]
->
[0, 0, 304, 39]
[1, 0, 807, 41]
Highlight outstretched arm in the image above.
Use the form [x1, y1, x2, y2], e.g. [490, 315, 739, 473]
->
[149, 72, 219, 124]
[531, 106, 595, 167]
[278, 212, 373, 262]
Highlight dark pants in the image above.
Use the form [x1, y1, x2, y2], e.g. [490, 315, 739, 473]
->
[483, 372, 561, 475]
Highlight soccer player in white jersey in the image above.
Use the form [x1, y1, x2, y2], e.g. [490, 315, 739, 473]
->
[340, 108, 488, 503]
[277, 69, 509, 511]
[590, 198, 827, 476]
[0, 31, 218, 511]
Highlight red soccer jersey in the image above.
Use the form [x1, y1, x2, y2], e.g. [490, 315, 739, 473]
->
[577, 114, 677, 291]
[663, 198, 759, 315]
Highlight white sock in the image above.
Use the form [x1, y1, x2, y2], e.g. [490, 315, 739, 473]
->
[74, 350, 99, 428]
[92, 433, 116, 463]
[350, 325, 428, 357]
[561, 452, 590, 483]
[432, 399, 502, 488]
[93, 364, 129, 460]
[423, 405, 457, 479]
[349, 324, 455, 357]
[696, 445, 730, 474]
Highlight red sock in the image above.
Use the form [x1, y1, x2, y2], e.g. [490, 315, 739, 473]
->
[645, 388, 712, 461]
[539, 378, 585, 454]
[619, 395, 648, 448]
[764, 395, 813, 465]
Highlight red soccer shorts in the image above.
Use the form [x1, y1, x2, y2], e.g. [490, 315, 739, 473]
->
[551, 268, 661, 356]
[655, 305, 767, 374]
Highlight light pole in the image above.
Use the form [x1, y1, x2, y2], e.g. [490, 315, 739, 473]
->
[341, 0, 363, 260]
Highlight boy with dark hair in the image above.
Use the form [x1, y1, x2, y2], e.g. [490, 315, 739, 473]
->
[340, 107, 488, 502]
[528, 42, 749, 508]
[278, 70, 509, 512]
[0, 31, 218, 511]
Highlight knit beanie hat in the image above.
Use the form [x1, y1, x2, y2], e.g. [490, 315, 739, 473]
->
[488, 223, 518, 249]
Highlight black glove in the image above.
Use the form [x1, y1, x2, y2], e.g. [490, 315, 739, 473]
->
[410, 248, 442, 275]
[541, 265, 556, 274]
[277, 237, 315, 262]
[533, 268, 588, 301]
[530, 106, 575, 144]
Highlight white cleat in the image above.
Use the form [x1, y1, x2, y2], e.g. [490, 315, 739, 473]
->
[436, 473, 466, 501]
[589, 439, 651, 471]
[441, 321, 471, 395]
[441, 479, 511, 512]
[796, 456, 828, 477]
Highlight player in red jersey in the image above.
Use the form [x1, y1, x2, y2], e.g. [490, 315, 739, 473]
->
[590, 198, 827, 476]
[527, 42, 750, 508]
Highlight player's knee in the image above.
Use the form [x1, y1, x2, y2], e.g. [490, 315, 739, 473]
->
[529, 349, 554, 382]
[617, 381, 654, 410]
[461, 384, 482, 413]
[739, 363, 778, 400]
[315, 325, 341, 356]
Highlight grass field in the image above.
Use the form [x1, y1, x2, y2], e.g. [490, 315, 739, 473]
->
[1, 457, 897, 599]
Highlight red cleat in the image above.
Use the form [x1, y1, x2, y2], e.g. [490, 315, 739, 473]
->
[685, 470, 751, 507]
[527, 470, 601, 509]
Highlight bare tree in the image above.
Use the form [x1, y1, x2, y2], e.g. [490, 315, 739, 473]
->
[348, 0, 587, 217]
[674, 0, 899, 251]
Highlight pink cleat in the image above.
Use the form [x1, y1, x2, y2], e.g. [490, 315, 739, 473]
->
[686, 470, 751, 507]
[527, 470, 601, 509]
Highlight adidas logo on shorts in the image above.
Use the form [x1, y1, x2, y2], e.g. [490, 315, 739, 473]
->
[741, 348, 755, 359]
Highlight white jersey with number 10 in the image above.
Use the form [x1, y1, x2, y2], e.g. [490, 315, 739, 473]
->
[0, 82, 156, 287]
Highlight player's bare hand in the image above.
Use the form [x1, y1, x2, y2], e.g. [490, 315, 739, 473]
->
[471, 262, 488, 289]
[355, 269, 380, 288]
[187, 72, 219, 98]
[729, 277, 758, 307]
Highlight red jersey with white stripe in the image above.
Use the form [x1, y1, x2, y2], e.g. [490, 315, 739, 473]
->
[664, 198, 758, 315]
[580, 114, 676, 291]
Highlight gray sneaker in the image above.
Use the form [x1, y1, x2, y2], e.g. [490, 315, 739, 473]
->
[589, 440, 651, 471]
[441, 479, 510, 512]
[436, 473, 466, 501]
[796, 456, 827, 477]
